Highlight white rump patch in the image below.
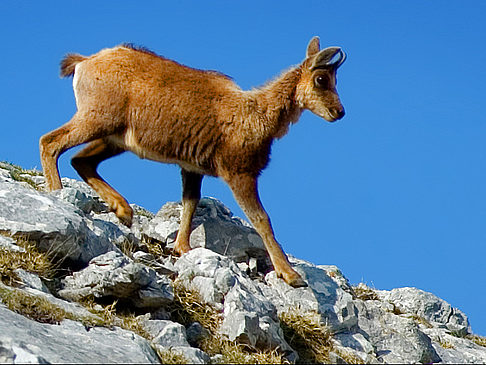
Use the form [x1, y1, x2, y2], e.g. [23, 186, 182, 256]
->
[72, 64, 81, 106]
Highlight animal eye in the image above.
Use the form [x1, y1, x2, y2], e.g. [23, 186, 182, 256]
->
[314, 75, 329, 88]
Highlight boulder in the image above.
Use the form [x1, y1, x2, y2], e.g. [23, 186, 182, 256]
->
[0, 179, 126, 266]
[174, 248, 294, 355]
[142, 198, 271, 266]
[424, 328, 486, 364]
[0, 304, 159, 363]
[152, 344, 210, 364]
[58, 251, 173, 309]
[13, 269, 51, 294]
[141, 319, 211, 364]
[355, 297, 441, 363]
[53, 177, 107, 214]
[377, 287, 471, 336]
[260, 257, 359, 333]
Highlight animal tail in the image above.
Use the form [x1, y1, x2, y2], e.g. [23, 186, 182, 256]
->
[59, 53, 87, 77]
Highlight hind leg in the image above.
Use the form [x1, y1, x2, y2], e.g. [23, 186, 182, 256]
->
[39, 112, 119, 191]
[71, 139, 133, 227]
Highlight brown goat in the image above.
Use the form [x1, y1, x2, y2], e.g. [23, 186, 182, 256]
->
[39, 36, 346, 287]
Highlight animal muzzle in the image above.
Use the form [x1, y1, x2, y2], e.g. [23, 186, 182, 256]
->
[328, 106, 345, 121]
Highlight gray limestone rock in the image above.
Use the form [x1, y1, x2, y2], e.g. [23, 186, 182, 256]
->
[58, 251, 173, 309]
[0, 305, 159, 363]
[355, 298, 441, 364]
[13, 269, 51, 294]
[332, 332, 378, 364]
[377, 287, 471, 336]
[0, 179, 125, 266]
[174, 248, 294, 355]
[141, 319, 210, 364]
[152, 321, 190, 347]
[53, 177, 107, 214]
[424, 328, 486, 363]
[153, 344, 210, 364]
[142, 198, 270, 266]
[186, 322, 210, 346]
[260, 257, 359, 333]
[1, 164, 486, 364]
[0, 235, 25, 252]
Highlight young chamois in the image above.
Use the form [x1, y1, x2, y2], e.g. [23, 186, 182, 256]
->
[39, 36, 346, 287]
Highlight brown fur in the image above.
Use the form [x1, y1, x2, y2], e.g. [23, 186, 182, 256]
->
[59, 54, 87, 77]
[39, 36, 346, 287]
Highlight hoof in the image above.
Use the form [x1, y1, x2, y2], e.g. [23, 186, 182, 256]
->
[278, 270, 308, 288]
[115, 205, 133, 228]
[118, 214, 133, 228]
[288, 276, 308, 288]
[173, 244, 191, 257]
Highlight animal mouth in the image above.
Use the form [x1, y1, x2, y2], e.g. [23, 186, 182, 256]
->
[324, 107, 345, 122]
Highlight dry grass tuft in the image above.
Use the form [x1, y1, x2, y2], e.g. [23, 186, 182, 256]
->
[79, 296, 151, 339]
[0, 235, 57, 287]
[170, 280, 287, 364]
[279, 309, 333, 364]
[409, 314, 433, 329]
[439, 338, 455, 349]
[118, 232, 166, 261]
[154, 348, 189, 364]
[169, 280, 222, 333]
[140, 234, 166, 258]
[467, 334, 486, 348]
[0, 286, 117, 329]
[353, 283, 379, 301]
[117, 237, 139, 259]
[1, 161, 43, 190]
[0, 286, 67, 324]
[198, 334, 287, 364]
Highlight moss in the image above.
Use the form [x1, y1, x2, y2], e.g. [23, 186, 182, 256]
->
[279, 309, 333, 364]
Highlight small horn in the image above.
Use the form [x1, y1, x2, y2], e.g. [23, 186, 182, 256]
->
[311, 47, 346, 69]
[332, 49, 347, 68]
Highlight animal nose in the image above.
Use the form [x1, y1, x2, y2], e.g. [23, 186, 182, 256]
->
[330, 107, 345, 120]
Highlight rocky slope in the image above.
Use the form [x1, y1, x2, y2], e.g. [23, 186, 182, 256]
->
[0, 161, 485, 364]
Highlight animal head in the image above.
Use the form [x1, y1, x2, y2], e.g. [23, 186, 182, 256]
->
[296, 36, 346, 122]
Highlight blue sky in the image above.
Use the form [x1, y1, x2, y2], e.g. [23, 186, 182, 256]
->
[1, 1, 485, 335]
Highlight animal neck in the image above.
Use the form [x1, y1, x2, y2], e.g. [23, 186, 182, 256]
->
[251, 66, 303, 139]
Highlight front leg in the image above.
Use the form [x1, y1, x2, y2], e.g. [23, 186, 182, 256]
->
[225, 173, 307, 288]
[173, 169, 203, 256]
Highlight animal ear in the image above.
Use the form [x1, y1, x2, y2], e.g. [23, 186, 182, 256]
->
[311, 47, 346, 69]
[306, 36, 320, 58]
